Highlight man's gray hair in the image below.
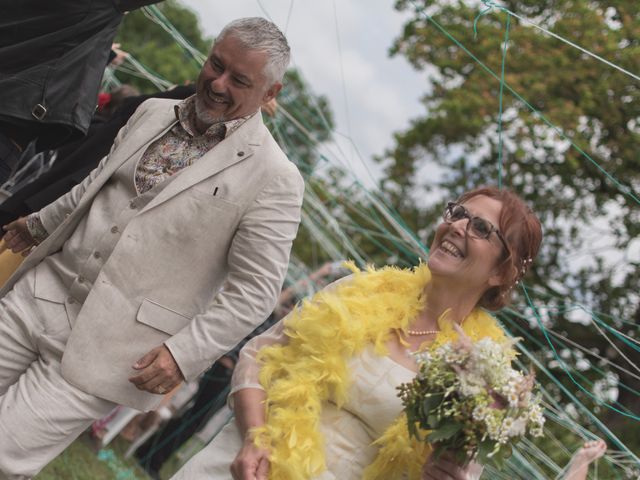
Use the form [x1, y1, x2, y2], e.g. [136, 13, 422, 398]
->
[217, 17, 290, 85]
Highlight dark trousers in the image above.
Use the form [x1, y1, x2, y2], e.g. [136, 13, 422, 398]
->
[135, 362, 233, 472]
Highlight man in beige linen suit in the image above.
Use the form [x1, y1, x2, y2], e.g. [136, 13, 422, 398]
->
[0, 17, 304, 478]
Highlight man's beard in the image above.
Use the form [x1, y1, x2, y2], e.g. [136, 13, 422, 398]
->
[195, 94, 226, 126]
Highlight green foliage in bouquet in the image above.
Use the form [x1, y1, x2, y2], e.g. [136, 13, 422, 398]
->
[398, 332, 545, 470]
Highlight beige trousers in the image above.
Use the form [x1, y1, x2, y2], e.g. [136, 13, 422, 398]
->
[0, 269, 116, 479]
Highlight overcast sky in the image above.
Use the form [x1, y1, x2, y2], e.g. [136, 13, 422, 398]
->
[179, 0, 427, 184]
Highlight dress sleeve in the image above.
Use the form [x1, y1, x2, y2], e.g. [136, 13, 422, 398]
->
[229, 319, 288, 396]
[229, 273, 354, 401]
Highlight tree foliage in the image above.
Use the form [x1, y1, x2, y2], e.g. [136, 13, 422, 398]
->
[381, 0, 640, 463]
[114, 0, 211, 92]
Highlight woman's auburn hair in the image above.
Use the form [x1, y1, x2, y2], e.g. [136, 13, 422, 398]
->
[456, 186, 543, 310]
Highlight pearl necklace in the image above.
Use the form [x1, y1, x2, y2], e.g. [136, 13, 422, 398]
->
[406, 329, 439, 336]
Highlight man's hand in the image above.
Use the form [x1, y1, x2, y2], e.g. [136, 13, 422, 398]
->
[2, 217, 36, 255]
[128, 344, 184, 395]
[230, 436, 270, 480]
[422, 452, 483, 480]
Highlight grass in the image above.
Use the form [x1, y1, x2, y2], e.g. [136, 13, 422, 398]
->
[34, 435, 201, 480]
[35, 437, 147, 480]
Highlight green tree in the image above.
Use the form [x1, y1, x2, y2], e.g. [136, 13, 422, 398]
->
[380, 0, 640, 472]
[268, 69, 420, 271]
[114, 0, 211, 92]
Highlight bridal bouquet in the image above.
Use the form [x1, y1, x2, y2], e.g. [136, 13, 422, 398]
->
[397, 329, 545, 468]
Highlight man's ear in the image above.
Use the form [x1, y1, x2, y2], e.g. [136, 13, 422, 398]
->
[263, 82, 282, 103]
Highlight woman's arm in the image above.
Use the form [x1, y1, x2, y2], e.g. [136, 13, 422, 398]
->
[228, 275, 353, 479]
[229, 388, 270, 480]
[233, 388, 267, 439]
[229, 320, 287, 400]
[228, 320, 287, 480]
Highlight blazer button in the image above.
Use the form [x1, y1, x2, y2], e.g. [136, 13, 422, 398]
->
[67, 297, 76, 304]
[77, 275, 85, 283]
[237, 151, 244, 157]
[93, 251, 101, 259]
[129, 200, 137, 209]
[111, 226, 119, 234]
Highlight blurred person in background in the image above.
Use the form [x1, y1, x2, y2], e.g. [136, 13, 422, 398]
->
[0, 0, 163, 182]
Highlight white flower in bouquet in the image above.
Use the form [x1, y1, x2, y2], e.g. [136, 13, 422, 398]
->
[397, 327, 545, 468]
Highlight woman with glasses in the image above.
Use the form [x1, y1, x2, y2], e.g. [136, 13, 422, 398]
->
[173, 186, 542, 480]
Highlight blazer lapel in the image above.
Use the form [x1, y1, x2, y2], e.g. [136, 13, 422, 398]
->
[65, 102, 180, 214]
[140, 112, 265, 214]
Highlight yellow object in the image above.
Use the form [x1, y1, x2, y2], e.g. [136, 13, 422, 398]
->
[254, 262, 507, 480]
[0, 243, 25, 288]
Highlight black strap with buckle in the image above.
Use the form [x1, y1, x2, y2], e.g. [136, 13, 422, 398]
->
[31, 104, 48, 121]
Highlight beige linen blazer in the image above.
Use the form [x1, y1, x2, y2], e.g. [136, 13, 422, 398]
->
[1, 99, 305, 411]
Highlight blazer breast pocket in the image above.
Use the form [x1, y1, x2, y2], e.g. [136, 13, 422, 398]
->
[189, 186, 241, 211]
[136, 298, 191, 335]
[178, 188, 242, 233]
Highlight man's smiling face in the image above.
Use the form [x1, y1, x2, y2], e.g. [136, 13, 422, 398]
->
[194, 34, 281, 131]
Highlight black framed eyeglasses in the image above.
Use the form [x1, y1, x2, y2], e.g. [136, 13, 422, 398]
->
[443, 202, 509, 253]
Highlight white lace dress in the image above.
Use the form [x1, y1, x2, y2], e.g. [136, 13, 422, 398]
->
[171, 319, 417, 479]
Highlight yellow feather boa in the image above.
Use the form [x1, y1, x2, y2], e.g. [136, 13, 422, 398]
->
[253, 263, 507, 480]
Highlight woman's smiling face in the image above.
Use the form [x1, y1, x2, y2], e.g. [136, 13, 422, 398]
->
[428, 195, 507, 295]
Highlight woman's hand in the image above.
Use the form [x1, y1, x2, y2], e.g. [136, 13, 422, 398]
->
[564, 439, 606, 480]
[422, 452, 483, 480]
[230, 436, 270, 480]
[574, 439, 606, 463]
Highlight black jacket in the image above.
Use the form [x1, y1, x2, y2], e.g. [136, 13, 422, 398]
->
[0, 0, 161, 150]
[0, 85, 195, 227]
